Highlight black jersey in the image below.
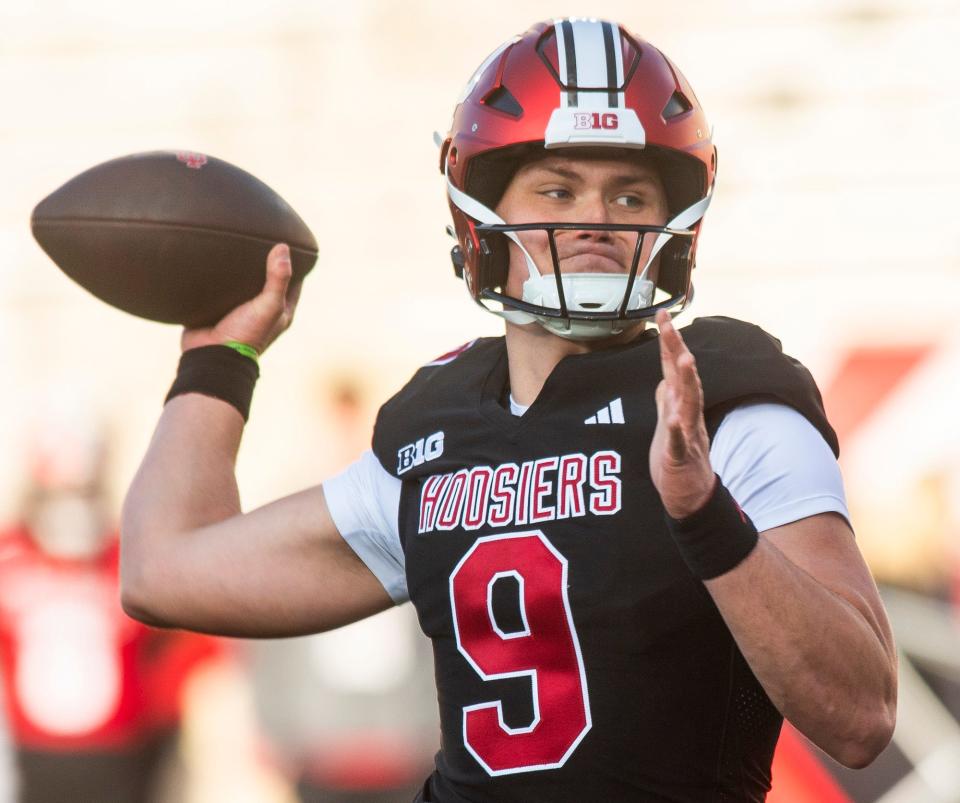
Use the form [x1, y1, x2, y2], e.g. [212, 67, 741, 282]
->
[372, 317, 837, 803]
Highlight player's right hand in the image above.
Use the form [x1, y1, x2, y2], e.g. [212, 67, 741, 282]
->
[180, 243, 304, 354]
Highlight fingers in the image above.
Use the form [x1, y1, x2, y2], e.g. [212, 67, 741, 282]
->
[656, 380, 688, 461]
[285, 278, 304, 315]
[656, 310, 678, 385]
[656, 310, 703, 428]
[656, 310, 687, 373]
[675, 352, 703, 427]
[281, 278, 305, 329]
[656, 310, 691, 397]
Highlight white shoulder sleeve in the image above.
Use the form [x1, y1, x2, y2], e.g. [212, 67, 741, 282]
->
[709, 402, 850, 533]
[322, 450, 407, 603]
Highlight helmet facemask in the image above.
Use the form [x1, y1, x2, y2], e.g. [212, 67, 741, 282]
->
[442, 18, 717, 340]
[474, 221, 696, 340]
[447, 155, 707, 339]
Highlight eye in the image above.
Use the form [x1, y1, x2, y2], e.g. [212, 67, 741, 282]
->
[614, 194, 645, 209]
[541, 187, 572, 200]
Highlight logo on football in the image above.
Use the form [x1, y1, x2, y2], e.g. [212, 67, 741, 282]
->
[176, 151, 208, 170]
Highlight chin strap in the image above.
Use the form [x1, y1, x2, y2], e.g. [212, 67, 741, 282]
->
[445, 165, 542, 324]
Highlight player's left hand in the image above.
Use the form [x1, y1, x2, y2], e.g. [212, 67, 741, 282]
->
[649, 310, 716, 519]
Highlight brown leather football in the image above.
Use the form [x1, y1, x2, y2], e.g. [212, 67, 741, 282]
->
[31, 151, 317, 327]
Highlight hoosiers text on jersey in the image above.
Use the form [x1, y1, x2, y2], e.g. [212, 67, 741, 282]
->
[418, 450, 622, 534]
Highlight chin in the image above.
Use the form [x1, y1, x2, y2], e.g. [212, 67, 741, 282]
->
[561, 256, 625, 274]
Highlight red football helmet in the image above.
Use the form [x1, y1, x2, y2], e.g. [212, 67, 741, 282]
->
[440, 18, 716, 339]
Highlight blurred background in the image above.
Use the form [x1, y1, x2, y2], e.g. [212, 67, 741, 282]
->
[1, 0, 959, 801]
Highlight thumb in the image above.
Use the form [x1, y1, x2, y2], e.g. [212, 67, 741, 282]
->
[262, 243, 293, 308]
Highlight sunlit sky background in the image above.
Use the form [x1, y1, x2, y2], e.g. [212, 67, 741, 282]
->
[2, 0, 959, 581]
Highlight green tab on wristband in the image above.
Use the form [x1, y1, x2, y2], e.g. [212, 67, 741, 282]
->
[224, 341, 259, 364]
[166, 345, 260, 421]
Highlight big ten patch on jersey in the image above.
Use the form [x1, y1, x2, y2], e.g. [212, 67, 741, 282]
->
[397, 430, 445, 475]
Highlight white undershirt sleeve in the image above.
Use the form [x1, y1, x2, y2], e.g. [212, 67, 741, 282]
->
[709, 402, 850, 533]
[322, 450, 408, 604]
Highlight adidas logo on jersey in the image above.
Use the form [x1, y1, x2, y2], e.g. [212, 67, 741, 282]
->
[398, 431, 445, 475]
[585, 398, 625, 425]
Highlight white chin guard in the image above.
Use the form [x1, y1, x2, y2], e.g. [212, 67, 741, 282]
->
[521, 272, 655, 340]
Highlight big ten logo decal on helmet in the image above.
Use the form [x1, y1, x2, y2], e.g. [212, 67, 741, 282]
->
[398, 431, 445, 475]
[573, 112, 619, 130]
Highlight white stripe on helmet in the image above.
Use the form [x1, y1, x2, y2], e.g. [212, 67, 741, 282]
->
[554, 19, 574, 109]
[547, 18, 644, 147]
[609, 22, 626, 108]
[570, 18, 611, 110]
[553, 18, 627, 109]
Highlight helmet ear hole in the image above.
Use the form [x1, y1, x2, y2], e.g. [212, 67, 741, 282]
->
[657, 239, 693, 297]
[478, 235, 510, 291]
[450, 245, 465, 278]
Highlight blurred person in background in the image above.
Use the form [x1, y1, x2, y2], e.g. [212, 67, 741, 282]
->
[250, 379, 437, 803]
[0, 692, 14, 803]
[0, 410, 222, 803]
[122, 18, 897, 802]
[251, 591, 436, 803]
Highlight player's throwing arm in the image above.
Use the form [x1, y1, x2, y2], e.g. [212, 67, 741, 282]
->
[120, 246, 394, 637]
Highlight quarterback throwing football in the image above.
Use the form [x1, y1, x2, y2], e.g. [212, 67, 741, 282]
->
[122, 18, 896, 802]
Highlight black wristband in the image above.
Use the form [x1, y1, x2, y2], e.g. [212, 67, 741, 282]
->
[165, 345, 260, 422]
[665, 476, 759, 580]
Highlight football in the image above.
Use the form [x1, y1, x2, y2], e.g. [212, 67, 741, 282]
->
[31, 151, 318, 328]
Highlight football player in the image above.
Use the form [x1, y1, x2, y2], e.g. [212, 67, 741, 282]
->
[1, 416, 223, 802]
[121, 18, 897, 802]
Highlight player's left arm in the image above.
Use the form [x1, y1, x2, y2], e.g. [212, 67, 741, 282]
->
[650, 311, 897, 769]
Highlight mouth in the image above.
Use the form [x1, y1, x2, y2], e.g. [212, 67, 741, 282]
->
[559, 249, 626, 273]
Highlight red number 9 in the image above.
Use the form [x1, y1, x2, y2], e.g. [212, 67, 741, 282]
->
[449, 530, 592, 775]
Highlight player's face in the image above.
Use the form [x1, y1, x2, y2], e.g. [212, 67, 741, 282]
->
[494, 153, 669, 297]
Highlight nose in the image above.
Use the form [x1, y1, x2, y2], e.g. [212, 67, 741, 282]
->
[569, 194, 612, 241]
[573, 228, 613, 243]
